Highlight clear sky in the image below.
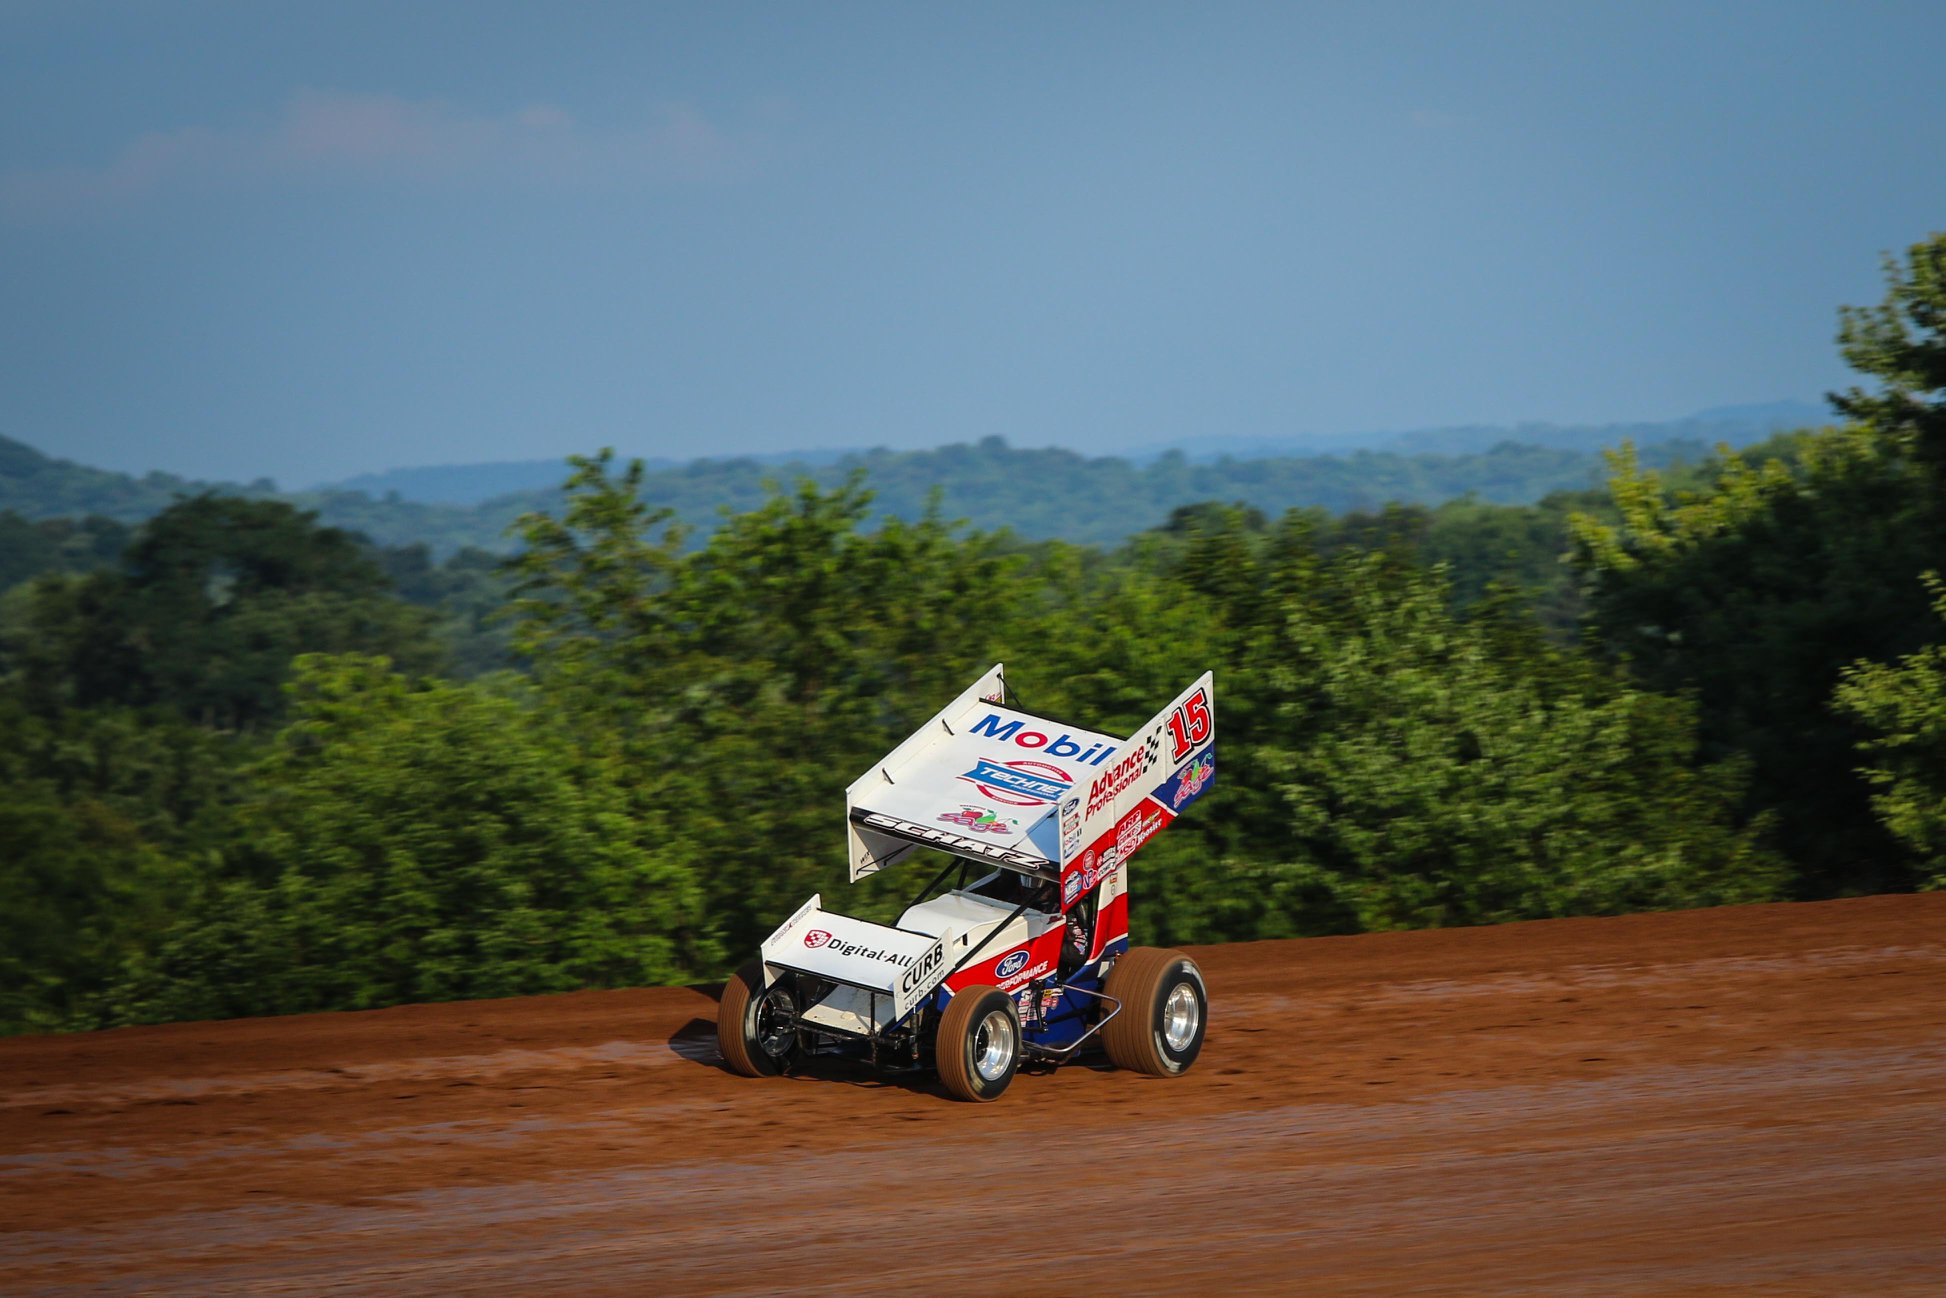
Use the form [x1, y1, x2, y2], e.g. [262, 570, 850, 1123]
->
[2, 1, 1942, 487]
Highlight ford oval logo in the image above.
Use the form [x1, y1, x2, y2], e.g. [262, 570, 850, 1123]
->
[995, 950, 1030, 979]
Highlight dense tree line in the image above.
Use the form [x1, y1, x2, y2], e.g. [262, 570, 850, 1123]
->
[2, 232, 1941, 1035]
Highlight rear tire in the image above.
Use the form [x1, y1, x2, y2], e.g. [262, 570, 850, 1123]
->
[936, 986, 1021, 1102]
[717, 961, 797, 1078]
[1101, 947, 1206, 1077]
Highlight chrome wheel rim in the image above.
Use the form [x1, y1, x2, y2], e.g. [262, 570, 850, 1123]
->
[1162, 981, 1201, 1053]
[973, 1008, 1017, 1082]
[755, 985, 796, 1058]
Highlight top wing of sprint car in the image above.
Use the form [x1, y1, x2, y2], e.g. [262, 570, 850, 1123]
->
[728, 664, 1218, 1099]
[844, 663, 1216, 912]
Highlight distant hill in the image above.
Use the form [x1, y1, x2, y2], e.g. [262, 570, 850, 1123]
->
[0, 434, 271, 523]
[313, 447, 864, 506]
[1, 399, 1831, 555]
[1683, 400, 1829, 425]
[36, 435, 1734, 554]
[317, 459, 643, 507]
[1135, 401, 1829, 462]
[305, 405, 1827, 507]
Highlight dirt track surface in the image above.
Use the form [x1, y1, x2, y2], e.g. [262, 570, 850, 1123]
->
[3, 895, 1944, 1296]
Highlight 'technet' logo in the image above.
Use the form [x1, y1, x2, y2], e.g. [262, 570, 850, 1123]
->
[803, 929, 833, 949]
[960, 758, 1073, 807]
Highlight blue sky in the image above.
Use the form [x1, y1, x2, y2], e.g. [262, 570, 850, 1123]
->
[2, 2, 1942, 487]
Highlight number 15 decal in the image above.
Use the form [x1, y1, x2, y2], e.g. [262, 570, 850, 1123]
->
[1165, 688, 1212, 763]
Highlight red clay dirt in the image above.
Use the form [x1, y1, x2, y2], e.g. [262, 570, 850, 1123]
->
[3, 894, 1944, 1296]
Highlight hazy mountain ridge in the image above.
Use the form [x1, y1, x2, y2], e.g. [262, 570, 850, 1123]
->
[1128, 401, 1827, 463]
[0, 401, 1830, 554]
[0, 433, 276, 524]
[313, 447, 869, 505]
[308, 403, 1825, 506]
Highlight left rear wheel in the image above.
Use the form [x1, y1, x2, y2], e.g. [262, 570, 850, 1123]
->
[717, 960, 798, 1078]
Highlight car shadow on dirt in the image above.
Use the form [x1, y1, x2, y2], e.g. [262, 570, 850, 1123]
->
[667, 1011, 946, 1098]
[669, 989, 1118, 1102]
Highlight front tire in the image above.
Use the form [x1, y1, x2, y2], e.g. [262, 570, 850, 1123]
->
[936, 986, 1021, 1102]
[1101, 947, 1207, 1077]
[717, 961, 798, 1078]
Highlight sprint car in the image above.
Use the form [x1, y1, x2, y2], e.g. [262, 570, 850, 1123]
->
[717, 665, 1217, 1101]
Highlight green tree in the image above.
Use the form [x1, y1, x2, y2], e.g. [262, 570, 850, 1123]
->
[1238, 554, 1781, 934]
[0, 700, 227, 1032]
[0, 512, 130, 592]
[108, 655, 710, 1024]
[1835, 574, 1946, 889]
[1832, 234, 1946, 474]
[6, 495, 441, 728]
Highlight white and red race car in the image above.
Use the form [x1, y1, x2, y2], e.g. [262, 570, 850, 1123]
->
[717, 665, 1216, 1101]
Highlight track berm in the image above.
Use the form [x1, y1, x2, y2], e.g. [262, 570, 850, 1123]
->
[4, 894, 1943, 1295]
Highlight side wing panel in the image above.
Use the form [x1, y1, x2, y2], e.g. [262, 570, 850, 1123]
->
[1058, 672, 1216, 910]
